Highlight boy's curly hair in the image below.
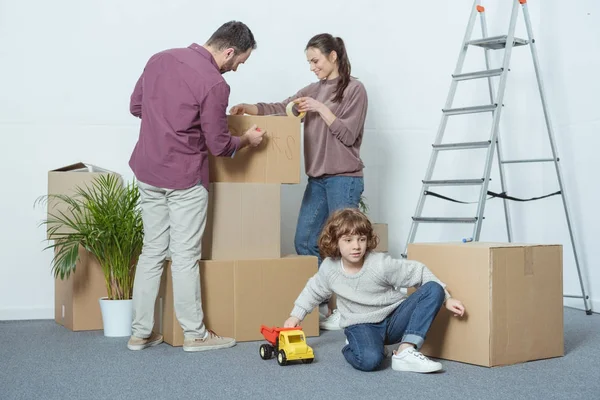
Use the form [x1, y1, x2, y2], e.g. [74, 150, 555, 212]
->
[318, 208, 379, 259]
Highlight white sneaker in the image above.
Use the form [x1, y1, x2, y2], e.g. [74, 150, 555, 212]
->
[391, 347, 443, 373]
[319, 309, 342, 331]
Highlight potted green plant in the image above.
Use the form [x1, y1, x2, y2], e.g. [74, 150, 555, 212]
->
[358, 195, 369, 215]
[38, 174, 143, 337]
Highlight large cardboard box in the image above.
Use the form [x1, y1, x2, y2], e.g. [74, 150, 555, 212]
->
[202, 183, 281, 260]
[54, 246, 107, 331]
[373, 223, 388, 252]
[154, 256, 319, 346]
[209, 116, 301, 184]
[407, 242, 564, 367]
[47, 162, 117, 239]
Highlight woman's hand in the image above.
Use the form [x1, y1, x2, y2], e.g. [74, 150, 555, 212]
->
[295, 97, 325, 113]
[229, 103, 259, 115]
[295, 97, 336, 125]
[445, 298, 465, 317]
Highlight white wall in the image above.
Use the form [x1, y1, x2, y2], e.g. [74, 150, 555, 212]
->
[1, 0, 598, 319]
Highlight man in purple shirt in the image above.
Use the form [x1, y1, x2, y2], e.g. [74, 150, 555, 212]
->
[127, 21, 265, 352]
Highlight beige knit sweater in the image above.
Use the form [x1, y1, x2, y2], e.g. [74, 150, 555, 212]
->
[290, 252, 451, 328]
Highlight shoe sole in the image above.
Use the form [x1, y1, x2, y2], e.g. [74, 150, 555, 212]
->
[127, 338, 163, 351]
[391, 362, 443, 373]
[183, 341, 236, 352]
[319, 323, 343, 331]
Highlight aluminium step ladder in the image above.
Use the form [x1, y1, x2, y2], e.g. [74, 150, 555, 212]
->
[402, 0, 591, 314]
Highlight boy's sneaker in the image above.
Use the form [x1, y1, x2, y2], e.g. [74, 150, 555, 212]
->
[392, 347, 443, 373]
[127, 332, 163, 351]
[320, 309, 342, 331]
[183, 330, 236, 352]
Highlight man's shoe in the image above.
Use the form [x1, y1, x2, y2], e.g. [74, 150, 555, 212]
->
[391, 347, 443, 373]
[183, 330, 236, 352]
[127, 332, 163, 351]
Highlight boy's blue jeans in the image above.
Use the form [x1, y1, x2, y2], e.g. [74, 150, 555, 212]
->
[342, 282, 446, 371]
[294, 176, 364, 266]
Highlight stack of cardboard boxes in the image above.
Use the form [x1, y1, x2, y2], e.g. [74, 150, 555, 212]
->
[153, 116, 319, 346]
[46, 120, 563, 367]
[48, 163, 113, 331]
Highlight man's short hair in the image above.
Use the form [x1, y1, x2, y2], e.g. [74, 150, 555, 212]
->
[206, 21, 257, 54]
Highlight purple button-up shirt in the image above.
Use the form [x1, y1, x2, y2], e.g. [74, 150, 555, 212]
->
[128, 43, 240, 191]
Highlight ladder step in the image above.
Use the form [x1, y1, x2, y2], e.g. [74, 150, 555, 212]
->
[423, 179, 484, 186]
[443, 104, 497, 115]
[468, 35, 528, 50]
[501, 158, 558, 164]
[412, 217, 478, 223]
[453, 68, 504, 81]
[433, 141, 491, 151]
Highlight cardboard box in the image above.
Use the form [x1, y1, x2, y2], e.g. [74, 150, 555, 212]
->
[154, 256, 320, 346]
[209, 116, 301, 184]
[373, 223, 388, 252]
[407, 242, 564, 367]
[54, 245, 107, 331]
[202, 183, 281, 260]
[47, 162, 117, 239]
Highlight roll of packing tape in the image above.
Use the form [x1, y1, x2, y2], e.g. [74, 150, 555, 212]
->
[286, 101, 306, 119]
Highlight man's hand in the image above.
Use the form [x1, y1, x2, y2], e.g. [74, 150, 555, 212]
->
[229, 103, 259, 115]
[295, 97, 324, 113]
[241, 124, 266, 148]
[284, 316, 301, 328]
[445, 298, 465, 317]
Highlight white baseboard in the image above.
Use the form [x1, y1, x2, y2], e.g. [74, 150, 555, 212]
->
[0, 299, 596, 321]
[0, 307, 54, 321]
[564, 297, 599, 314]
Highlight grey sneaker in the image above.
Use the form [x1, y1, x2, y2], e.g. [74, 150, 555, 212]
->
[183, 330, 236, 352]
[127, 332, 163, 351]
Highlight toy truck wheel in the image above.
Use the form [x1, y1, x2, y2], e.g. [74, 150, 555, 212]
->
[277, 350, 287, 366]
[259, 344, 273, 360]
[301, 358, 314, 364]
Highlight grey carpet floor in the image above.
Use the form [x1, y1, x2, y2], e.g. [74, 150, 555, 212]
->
[1, 307, 599, 400]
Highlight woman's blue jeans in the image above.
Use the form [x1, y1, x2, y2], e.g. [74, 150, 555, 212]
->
[294, 176, 364, 266]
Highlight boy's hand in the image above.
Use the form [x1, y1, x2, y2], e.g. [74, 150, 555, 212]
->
[284, 316, 301, 328]
[445, 298, 465, 317]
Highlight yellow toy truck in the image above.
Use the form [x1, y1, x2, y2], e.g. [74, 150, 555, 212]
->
[259, 325, 314, 366]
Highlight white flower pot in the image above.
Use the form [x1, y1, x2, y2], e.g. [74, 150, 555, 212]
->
[99, 297, 133, 337]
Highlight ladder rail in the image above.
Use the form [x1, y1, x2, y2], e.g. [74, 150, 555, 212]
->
[403, 3, 481, 253]
[521, 1, 591, 313]
[472, 0, 520, 241]
[479, 4, 514, 242]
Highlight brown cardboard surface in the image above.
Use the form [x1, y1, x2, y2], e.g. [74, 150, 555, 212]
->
[155, 256, 319, 346]
[373, 223, 388, 252]
[47, 163, 118, 239]
[209, 116, 301, 184]
[489, 245, 564, 366]
[54, 245, 107, 331]
[202, 183, 281, 260]
[407, 242, 563, 367]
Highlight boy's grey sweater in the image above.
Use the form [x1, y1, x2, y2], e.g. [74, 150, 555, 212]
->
[291, 252, 451, 328]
